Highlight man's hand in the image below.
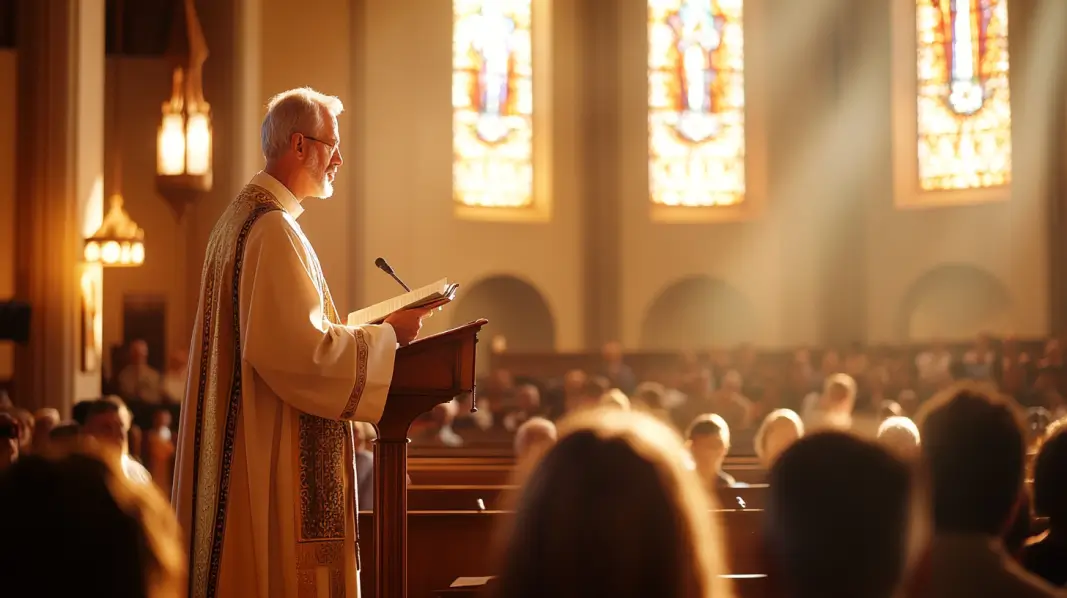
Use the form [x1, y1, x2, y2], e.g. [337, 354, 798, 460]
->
[383, 308, 432, 346]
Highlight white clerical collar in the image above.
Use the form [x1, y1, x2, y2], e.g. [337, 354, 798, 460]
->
[250, 171, 304, 219]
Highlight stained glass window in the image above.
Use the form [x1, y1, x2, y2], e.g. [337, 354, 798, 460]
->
[648, 0, 746, 208]
[452, 0, 534, 208]
[915, 0, 1011, 191]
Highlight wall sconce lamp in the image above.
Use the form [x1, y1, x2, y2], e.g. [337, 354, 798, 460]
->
[84, 195, 146, 267]
[156, 0, 212, 219]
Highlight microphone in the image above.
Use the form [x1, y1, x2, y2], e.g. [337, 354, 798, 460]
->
[374, 257, 411, 292]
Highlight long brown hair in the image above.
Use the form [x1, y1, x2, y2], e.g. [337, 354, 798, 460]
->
[493, 408, 728, 598]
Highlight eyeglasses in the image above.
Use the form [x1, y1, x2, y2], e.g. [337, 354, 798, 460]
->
[302, 134, 339, 153]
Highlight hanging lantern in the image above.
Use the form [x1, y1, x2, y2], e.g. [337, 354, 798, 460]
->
[84, 194, 146, 267]
[156, 0, 212, 219]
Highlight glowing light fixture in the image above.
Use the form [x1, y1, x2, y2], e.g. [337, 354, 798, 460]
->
[87, 0, 144, 268]
[156, 0, 213, 219]
[84, 195, 146, 267]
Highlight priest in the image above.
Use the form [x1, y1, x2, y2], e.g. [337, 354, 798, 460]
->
[173, 87, 429, 598]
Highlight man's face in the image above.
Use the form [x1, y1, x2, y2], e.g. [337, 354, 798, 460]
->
[84, 412, 126, 450]
[303, 113, 343, 199]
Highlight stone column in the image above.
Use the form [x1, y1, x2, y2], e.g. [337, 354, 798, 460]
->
[578, 0, 623, 349]
[14, 0, 105, 414]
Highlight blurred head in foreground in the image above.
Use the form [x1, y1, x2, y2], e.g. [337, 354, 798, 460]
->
[0, 444, 185, 598]
[495, 408, 724, 598]
[765, 432, 925, 598]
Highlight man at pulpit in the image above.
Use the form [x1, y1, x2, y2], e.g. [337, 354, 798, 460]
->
[172, 87, 430, 598]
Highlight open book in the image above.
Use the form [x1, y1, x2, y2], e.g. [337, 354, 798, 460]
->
[346, 278, 459, 326]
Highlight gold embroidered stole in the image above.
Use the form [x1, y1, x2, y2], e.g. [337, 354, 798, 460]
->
[185, 184, 359, 598]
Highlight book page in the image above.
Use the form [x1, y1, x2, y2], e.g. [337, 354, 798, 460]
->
[346, 278, 456, 326]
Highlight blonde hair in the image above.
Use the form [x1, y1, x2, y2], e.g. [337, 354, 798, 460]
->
[495, 408, 726, 598]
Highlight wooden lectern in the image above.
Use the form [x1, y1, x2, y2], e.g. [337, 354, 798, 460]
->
[373, 319, 488, 598]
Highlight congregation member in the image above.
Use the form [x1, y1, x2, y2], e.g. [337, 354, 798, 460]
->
[494, 408, 729, 598]
[914, 383, 1063, 597]
[1023, 417, 1067, 586]
[0, 446, 185, 598]
[685, 413, 740, 489]
[752, 408, 804, 468]
[764, 432, 925, 598]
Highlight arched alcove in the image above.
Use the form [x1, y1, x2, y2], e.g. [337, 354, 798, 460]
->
[640, 276, 756, 349]
[896, 264, 1013, 341]
[451, 275, 555, 373]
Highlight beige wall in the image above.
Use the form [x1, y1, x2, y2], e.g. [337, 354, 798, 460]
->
[0, 50, 15, 378]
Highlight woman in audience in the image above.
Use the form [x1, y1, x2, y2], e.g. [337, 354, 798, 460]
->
[1023, 417, 1067, 586]
[494, 408, 728, 598]
[0, 444, 184, 597]
[753, 408, 803, 468]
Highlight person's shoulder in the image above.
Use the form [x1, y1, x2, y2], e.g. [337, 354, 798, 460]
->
[243, 210, 306, 257]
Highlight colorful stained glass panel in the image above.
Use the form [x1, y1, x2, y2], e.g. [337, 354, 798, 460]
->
[648, 0, 746, 207]
[915, 0, 1011, 191]
[453, 0, 534, 208]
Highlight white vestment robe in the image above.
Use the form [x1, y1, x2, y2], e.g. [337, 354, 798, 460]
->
[173, 171, 397, 598]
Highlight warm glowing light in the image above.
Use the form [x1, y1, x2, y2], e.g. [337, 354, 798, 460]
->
[915, 0, 1011, 191]
[102, 241, 121, 264]
[158, 112, 186, 176]
[156, 67, 213, 179]
[648, 0, 746, 207]
[83, 195, 145, 267]
[185, 111, 212, 175]
[83, 241, 101, 263]
[452, 0, 534, 208]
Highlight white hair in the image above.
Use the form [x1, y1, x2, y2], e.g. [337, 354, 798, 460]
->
[514, 417, 557, 458]
[824, 373, 858, 403]
[877, 416, 921, 445]
[261, 87, 344, 161]
[754, 409, 804, 460]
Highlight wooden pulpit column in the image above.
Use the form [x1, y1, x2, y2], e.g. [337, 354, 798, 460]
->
[373, 319, 488, 598]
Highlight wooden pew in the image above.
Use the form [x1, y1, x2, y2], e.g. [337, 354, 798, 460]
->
[432, 574, 772, 598]
[407, 455, 767, 486]
[406, 483, 768, 511]
[357, 509, 764, 598]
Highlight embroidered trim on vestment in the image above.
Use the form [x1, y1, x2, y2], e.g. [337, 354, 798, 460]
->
[188, 188, 280, 598]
